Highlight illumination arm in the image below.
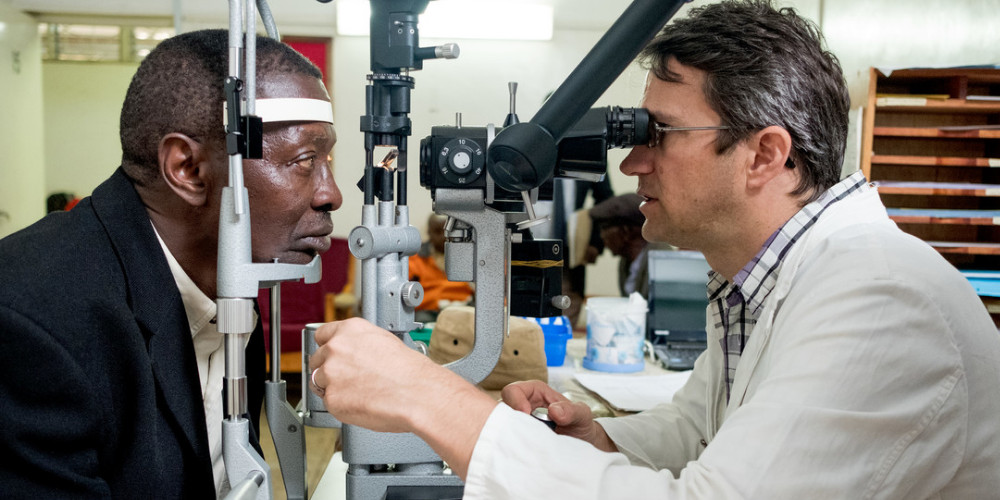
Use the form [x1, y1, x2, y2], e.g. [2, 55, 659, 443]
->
[486, 0, 690, 193]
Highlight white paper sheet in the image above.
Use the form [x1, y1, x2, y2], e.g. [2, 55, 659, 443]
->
[574, 370, 692, 412]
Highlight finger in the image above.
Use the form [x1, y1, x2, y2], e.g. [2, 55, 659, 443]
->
[538, 386, 570, 407]
[313, 320, 342, 345]
[501, 380, 565, 413]
[501, 381, 554, 412]
[307, 343, 327, 373]
[500, 383, 533, 413]
[546, 400, 589, 426]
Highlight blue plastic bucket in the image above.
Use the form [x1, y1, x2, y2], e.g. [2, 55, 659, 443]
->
[523, 316, 573, 366]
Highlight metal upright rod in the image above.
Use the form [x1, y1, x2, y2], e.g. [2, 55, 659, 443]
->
[246, 0, 257, 116]
[269, 284, 281, 382]
[227, 0, 246, 215]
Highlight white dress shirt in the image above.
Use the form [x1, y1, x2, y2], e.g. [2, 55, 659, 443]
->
[153, 227, 230, 498]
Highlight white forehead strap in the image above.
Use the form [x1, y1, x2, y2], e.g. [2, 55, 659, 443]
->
[225, 98, 334, 125]
[255, 98, 333, 124]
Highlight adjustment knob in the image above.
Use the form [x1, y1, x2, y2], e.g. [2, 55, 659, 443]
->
[451, 149, 472, 173]
[401, 282, 424, 308]
[435, 43, 460, 59]
[438, 137, 485, 185]
[550, 295, 572, 310]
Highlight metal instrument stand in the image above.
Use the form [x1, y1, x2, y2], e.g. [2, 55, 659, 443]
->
[218, 1, 319, 499]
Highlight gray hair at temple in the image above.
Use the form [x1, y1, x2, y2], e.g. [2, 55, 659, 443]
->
[640, 0, 850, 204]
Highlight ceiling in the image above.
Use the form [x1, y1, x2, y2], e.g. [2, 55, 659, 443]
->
[12, 0, 635, 31]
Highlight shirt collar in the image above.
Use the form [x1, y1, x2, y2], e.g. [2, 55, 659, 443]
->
[152, 224, 217, 337]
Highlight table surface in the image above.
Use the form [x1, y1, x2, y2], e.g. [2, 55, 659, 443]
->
[549, 338, 673, 417]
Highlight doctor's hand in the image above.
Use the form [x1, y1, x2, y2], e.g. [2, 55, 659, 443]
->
[308, 317, 445, 433]
[308, 317, 497, 480]
[501, 380, 618, 453]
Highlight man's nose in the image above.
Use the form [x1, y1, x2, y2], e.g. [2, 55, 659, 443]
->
[620, 146, 653, 177]
[315, 164, 343, 212]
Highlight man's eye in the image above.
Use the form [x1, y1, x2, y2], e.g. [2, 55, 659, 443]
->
[293, 156, 316, 170]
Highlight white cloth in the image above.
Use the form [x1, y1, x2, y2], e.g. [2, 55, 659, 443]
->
[465, 187, 1000, 499]
[153, 228, 229, 498]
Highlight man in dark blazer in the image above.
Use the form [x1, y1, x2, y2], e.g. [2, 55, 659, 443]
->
[0, 30, 342, 497]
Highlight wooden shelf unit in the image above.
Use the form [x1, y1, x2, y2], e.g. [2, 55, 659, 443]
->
[861, 67, 1000, 326]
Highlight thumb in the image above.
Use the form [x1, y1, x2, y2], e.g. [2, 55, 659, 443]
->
[547, 401, 576, 425]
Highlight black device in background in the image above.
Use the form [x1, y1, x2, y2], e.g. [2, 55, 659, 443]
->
[647, 249, 711, 370]
[509, 237, 564, 318]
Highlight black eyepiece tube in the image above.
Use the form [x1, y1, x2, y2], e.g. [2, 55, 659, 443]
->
[487, 0, 687, 192]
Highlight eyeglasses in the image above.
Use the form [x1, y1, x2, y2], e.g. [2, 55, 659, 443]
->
[648, 122, 730, 149]
[646, 122, 796, 168]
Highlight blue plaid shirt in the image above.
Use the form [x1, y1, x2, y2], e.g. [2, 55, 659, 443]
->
[707, 171, 869, 403]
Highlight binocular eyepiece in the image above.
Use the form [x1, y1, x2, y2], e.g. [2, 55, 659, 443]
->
[419, 106, 649, 201]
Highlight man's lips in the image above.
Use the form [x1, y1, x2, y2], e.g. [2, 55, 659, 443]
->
[298, 219, 335, 254]
[299, 234, 332, 254]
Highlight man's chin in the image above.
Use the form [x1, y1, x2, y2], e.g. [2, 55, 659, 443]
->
[256, 251, 317, 266]
[290, 250, 321, 264]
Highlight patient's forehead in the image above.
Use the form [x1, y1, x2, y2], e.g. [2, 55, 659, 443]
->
[257, 72, 329, 101]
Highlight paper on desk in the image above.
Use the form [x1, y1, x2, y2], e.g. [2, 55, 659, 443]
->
[574, 371, 692, 412]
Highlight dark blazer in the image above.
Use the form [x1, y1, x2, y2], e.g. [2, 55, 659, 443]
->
[0, 169, 265, 498]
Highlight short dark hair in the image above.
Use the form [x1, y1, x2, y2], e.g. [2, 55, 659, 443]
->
[590, 193, 645, 229]
[119, 29, 322, 186]
[46, 192, 74, 213]
[640, 0, 850, 203]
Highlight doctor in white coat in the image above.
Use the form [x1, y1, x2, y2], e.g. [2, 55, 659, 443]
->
[308, 1, 1000, 498]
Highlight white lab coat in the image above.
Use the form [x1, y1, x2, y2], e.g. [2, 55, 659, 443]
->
[464, 187, 1000, 499]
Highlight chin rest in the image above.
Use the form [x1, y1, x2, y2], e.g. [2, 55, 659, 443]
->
[259, 237, 357, 373]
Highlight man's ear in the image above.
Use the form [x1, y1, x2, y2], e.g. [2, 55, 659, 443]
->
[158, 133, 212, 207]
[744, 125, 793, 191]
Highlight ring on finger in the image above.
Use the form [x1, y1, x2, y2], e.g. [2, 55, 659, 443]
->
[311, 368, 325, 394]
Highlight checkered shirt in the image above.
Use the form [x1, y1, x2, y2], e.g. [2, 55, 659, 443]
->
[707, 171, 869, 404]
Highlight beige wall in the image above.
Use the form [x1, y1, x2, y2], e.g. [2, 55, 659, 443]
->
[0, 1, 45, 238]
[42, 62, 136, 196]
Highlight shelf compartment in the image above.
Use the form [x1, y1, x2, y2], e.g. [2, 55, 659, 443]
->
[871, 154, 1000, 168]
[866, 68, 1000, 324]
[886, 208, 1000, 225]
[927, 241, 1000, 255]
[984, 297, 1000, 314]
[875, 181, 1000, 196]
[876, 67, 1000, 82]
[876, 97, 1000, 114]
[873, 127, 1000, 139]
[962, 270, 1000, 298]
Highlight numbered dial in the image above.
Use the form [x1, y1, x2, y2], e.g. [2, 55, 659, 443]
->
[437, 137, 485, 186]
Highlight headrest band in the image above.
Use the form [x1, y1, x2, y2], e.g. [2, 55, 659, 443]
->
[224, 98, 334, 125]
